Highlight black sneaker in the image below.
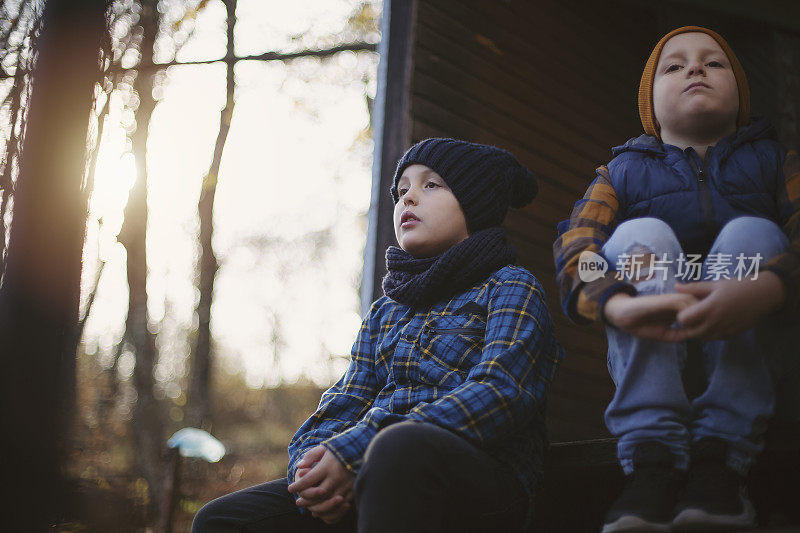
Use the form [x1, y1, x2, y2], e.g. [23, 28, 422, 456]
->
[672, 437, 756, 532]
[602, 442, 684, 533]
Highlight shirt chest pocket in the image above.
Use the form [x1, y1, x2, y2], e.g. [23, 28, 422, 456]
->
[414, 313, 486, 388]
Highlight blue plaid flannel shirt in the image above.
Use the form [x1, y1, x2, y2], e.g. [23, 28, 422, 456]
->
[287, 265, 565, 497]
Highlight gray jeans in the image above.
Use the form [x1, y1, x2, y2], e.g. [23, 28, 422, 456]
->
[601, 216, 798, 476]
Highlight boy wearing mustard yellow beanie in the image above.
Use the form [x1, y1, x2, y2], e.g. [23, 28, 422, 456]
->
[553, 27, 800, 532]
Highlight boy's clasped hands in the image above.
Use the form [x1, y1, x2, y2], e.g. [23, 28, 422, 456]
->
[288, 445, 354, 524]
[603, 270, 786, 342]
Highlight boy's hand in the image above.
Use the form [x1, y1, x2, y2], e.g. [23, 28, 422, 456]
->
[603, 292, 698, 342]
[294, 445, 326, 482]
[293, 453, 318, 501]
[673, 272, 786, 340]
[289, 445, 354, 524]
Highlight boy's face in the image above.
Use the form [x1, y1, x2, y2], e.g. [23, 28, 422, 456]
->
[393, 164, 470, 258]
[652, 32, 739, 138]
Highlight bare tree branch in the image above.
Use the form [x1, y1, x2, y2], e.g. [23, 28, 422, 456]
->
[138, 41, 378, 70]
[1, 40, 379, 80]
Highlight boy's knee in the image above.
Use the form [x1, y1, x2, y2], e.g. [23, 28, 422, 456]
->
[356, 422, 447, 504]
[721, 215, 781, 235]
[191, 499, 223, 533]
[615, 217, 676, 239]
[604, 217, 682, 266]
[357, 422, 442, 486]
[362, 421, 440, 467]
[715, 216, 788, 259]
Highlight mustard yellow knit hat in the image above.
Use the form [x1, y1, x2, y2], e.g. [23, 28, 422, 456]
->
[638, 26, 750, 139]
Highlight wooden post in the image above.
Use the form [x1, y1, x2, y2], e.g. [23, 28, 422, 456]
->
[361, 0, 418, 314]
[157, 446, 182, 533]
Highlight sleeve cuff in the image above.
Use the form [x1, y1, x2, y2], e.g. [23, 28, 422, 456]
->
[322, 423, 378, 474]
[762, 265, 799, 319]
[597, 281, 638, 327]
[568, 277, 637, 325]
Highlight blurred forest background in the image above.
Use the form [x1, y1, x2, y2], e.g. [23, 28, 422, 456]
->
[0, 0, 381, 531]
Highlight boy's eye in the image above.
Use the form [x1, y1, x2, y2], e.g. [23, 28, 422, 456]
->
[397, 187, 408, 196]
[665, 64, 681, 73]
[707, 61, 723, 67]
[425, 181, 440, 189]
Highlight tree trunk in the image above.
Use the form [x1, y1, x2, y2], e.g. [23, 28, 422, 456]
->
[117, 0, 165, 520]
[187, 0, 237, 429]
[0, 53, 26, 281]
[0, 0, 105, 528]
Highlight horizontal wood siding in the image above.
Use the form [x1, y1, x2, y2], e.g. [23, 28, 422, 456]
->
[410, 0, 652, 441]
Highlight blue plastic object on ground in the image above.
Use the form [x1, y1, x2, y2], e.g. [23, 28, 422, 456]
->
[167, 427, 226, 462]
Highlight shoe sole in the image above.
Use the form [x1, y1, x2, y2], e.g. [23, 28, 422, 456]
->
[672, 495, 756, 532]
[602, 515, 672, 533]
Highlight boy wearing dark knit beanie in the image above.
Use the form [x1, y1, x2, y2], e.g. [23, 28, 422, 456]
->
[554, 26, 800, 532]
[193, 138, 565, 532]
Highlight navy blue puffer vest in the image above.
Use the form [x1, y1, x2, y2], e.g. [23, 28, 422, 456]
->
[607, 117, 791, 256]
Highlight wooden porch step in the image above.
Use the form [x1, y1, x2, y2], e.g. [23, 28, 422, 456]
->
[528, 422, 800, 532]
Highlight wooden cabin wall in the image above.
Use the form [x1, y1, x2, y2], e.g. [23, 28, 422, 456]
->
[405, 0, 800, 442]
[408, 0, 652, 441]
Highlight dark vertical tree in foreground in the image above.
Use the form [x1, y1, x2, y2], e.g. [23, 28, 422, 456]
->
[0, 0, 106, 529]
[187, 0, 237, 430]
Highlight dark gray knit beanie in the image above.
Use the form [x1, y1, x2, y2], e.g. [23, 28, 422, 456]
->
[390, 138, 538, 232]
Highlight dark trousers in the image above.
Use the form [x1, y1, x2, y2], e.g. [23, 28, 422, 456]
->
[192, 421, 529, 532]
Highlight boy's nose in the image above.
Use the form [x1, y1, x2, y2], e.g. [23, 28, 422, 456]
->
[403, 189, 419, 205]
[687, 62, 706, 76]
